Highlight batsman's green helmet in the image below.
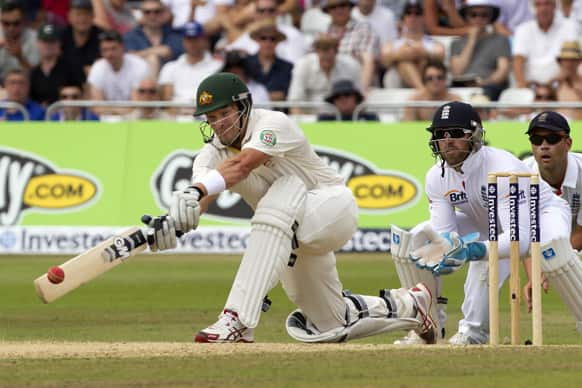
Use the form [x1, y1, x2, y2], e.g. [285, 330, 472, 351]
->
[194, 72, 251, 116]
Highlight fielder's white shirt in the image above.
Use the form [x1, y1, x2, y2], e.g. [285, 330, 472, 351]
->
[524, 152, 582, 227]
[425, 146, 568, 259]
[192, 109, 344, 209]
[87, 54, 150, 101]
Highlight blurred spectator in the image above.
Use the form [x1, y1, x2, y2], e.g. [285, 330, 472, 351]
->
[30, 24, 85, 107]
[0, 68, 44, 121]
[221, 51, 271, 104]
[559, 0, 582, 36]
[555, 41, 582, 120]
[0, 1, 40, 82]
[300, 0, 332, 40]
[513, 0, 578, 88]
[380, 0, 408, 17]
[287, 33, 362, 114]
[423, 0, 470, 36]
[49, 84, 99, 121]
[123, 0, 184, 76]
[318, 79, 379, 121]
[380, 1, 445, 89]
[61, 0, 104, 79]
[220, 0, 308, 65]
[403, 59, 461, 121]
[494, 0, 533, 36]
[88, 30, 150, 113]
[42, 0, 70, 27]
[352, 0, 398, 46]
[450, 0, 510, 101]
[246, 19, 293, 101]
[158, 21, 222, 102]
[92, 0, 137, 34]
[323, 0, 380, 93]
[125, 78, 172, 120]
[162, 0, 233, 31]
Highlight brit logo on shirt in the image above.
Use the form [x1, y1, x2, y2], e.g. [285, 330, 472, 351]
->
[444, 188, 468, 205]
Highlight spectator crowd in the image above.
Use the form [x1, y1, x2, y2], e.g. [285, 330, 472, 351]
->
[0, 0, 580, 121]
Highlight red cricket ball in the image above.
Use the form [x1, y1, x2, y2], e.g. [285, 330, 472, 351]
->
[47, 266, 65, 284]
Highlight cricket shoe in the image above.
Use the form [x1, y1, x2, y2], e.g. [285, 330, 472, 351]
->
[393, 330, 427, 345]
[409, 283, 437, 344]
[447, 332, 483, 345]
[194, 309, 254, 343]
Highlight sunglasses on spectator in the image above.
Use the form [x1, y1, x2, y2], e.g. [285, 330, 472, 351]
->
[327, 3, 351, 11]
[257, 7, 276, 13]
[529, 134, 568, 145]
[60, 93, 81, 99]
[142, 8, 163, 15]
[138, 88, 158, 94]
[535, 94, 553, 101]
[259, 36, 277, 42]
[468, 11, 491, 18]
[433, 128, 470, 140]
[1, 20, 21, 27]
[425, 74, 446, 82]
[404, 9, 422, 16]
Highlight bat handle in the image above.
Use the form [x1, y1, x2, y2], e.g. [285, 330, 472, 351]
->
[141, 214, 184, 246]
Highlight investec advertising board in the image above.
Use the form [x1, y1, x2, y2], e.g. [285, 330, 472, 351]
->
[2, 121, 580, 254]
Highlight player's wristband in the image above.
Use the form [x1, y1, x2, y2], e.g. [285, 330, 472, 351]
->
[194, 169, 226, 196]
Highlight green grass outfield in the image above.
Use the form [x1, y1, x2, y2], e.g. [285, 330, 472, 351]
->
[2, 254, 582, 387]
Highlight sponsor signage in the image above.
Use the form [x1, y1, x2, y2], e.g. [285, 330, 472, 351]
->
[0, 226, 392, 254]
[0, 147, 100, 226]
[151, 147, 421, 222]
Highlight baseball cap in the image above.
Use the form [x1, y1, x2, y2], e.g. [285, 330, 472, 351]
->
[526, 111, 570, 134]
[70, 0, 93, 10]
[183, 21, 204, 38]
[38, 23, 60, 41]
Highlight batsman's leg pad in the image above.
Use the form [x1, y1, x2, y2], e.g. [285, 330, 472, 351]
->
[226, 176, 306, 328]
[541, 237, 582, 329]
[285, 289, 420, 343]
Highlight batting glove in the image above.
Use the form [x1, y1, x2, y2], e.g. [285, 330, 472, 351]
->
[142, 214, 178, 252]
[169, 186, 203, 232]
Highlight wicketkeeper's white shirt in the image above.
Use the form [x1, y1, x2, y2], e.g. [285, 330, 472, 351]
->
[425, 146, 570, 259]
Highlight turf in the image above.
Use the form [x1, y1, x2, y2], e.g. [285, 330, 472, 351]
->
[1, 254, 582, 387]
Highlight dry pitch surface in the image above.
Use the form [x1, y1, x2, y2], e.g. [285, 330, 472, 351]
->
[3, 341, 582, 359]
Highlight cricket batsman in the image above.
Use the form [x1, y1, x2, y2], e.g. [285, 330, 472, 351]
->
[142, 72, 437, 343]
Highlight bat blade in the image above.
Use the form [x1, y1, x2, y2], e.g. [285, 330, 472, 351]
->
[33, 227, 149, 303]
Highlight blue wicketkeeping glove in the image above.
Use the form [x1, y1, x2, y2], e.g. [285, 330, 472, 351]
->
[432, 232, 486, 275]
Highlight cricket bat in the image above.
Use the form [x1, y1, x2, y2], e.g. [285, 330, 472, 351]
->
[33, 226, 151, 304]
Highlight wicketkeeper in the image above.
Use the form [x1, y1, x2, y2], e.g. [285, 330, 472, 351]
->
[143, 72, 437, 343]
[393, 101, 582, 345]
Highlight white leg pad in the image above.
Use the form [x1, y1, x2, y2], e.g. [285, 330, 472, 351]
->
[285, 288, 421, 343]
[391, 224, 441, 334]
[541, 237, 582, 330]
[225, 176, 306, 328]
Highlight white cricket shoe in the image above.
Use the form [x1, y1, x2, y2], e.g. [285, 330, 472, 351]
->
[194, 309, 254, 343]
[393, 330, 427, 345]
[408, 283, 437, 344]
[447, 332, 482, 345]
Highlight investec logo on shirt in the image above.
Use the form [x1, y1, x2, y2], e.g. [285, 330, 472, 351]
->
[444, 189, 468, 205]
